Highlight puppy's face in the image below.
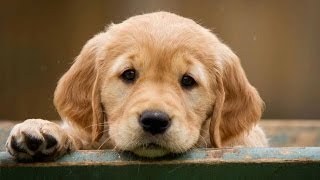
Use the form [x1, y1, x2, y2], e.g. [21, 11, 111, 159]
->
[97, 14, 220, 157]
[100, 39, 215, 157]
[54, 12, 263, 158]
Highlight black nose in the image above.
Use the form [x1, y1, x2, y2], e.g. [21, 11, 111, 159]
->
[139, 110, 171, 135]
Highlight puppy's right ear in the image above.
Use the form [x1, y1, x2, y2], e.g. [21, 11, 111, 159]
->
[54, 33, 107, 142]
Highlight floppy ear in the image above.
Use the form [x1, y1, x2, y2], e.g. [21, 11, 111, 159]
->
[54, 34, 105, 142]
[210, 44, 263, 147]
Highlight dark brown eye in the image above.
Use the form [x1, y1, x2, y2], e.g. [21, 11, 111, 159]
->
[121, 69, 136, 83]
[181, 74, 196, 88]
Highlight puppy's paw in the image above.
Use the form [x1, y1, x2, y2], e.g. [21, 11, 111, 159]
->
[6, 119, 75, 161]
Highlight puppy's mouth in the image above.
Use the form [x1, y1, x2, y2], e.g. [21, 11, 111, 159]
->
[132, 143, 170, 158]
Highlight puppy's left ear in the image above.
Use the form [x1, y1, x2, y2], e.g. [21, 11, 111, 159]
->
[210, 44, 264, 147]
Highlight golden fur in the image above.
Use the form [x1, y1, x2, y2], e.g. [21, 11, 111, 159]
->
[6, 12, 267, 160]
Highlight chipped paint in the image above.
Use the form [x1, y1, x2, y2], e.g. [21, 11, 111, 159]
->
[1, 148, 320, 179]
[1, 147, 320, 166]
[222, 147, 320, 162]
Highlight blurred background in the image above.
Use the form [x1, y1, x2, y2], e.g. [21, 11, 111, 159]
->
[0, 0, 319, 120]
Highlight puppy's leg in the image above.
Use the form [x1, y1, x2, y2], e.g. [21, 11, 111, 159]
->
[5, 119, 82, 161]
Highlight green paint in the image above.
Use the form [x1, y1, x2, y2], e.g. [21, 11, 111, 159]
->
[222, 147, 320, 161]
[1, 163, 320, 180]
[2, 147, 320, 165]
[1, 148, 320, 179]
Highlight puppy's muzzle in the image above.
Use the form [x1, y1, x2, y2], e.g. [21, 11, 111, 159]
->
[139, 110, 171, 135]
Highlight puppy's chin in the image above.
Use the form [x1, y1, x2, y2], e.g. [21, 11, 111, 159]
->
[132, 144, 170, 158]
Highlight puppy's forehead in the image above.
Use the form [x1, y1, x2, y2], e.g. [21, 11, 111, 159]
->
[104, 12, 217, 84]
[105, 12, 216, 59]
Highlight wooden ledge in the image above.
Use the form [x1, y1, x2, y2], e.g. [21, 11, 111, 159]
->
[1, 147, 320, 166]
[1, 147, 320, 179]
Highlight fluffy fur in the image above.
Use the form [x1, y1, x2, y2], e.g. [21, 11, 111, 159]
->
[6, 12, 267, 161]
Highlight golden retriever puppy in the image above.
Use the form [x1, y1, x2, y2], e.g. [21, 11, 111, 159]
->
[6, 12, 268, 161]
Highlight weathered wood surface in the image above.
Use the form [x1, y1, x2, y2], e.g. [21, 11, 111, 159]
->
[1, 147, 320, 179]
[1, 147, 320, 165]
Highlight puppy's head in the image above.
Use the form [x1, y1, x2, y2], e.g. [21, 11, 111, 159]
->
[54, 12, 263, 157]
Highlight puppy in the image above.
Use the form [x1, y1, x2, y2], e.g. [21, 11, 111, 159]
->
[6, 12, 268, 161]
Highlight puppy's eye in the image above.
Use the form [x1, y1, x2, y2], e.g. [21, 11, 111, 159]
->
[121, 69, 136, 83]
[181, 74, 196, 89]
